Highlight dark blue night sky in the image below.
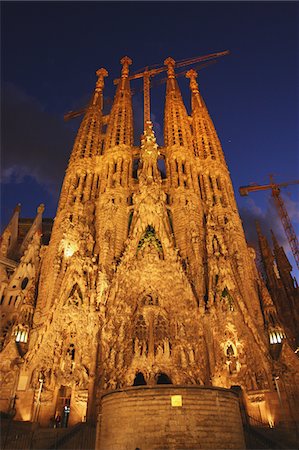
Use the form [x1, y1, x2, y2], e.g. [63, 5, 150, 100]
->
[1, 1, 298, 276]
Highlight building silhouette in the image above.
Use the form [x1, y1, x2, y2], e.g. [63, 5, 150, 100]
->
[1, 56, 298, 449]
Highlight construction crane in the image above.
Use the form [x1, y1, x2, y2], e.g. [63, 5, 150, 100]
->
[64, 51, 230, 123]
[114, 50, 230, 127]
[239, 175, 299, 270]
[64, 98, 113, 122]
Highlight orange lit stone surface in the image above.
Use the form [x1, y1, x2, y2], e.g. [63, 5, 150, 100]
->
[0, 56, 298, 448]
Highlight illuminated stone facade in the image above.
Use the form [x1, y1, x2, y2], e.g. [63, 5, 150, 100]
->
[1, 56, 298, 445]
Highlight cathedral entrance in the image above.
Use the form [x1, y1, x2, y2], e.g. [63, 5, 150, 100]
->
[55, 385, 71, 428]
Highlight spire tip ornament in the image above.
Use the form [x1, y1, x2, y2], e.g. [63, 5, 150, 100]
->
[186, 69, 200, 94]
[164, 57, 176, 78]
[120, 56, 132, 77]
[96, 68, 108, 79]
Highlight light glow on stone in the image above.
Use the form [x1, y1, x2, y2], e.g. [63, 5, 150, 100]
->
[171, 395, 182, 407]
[64, 242, 76, 258]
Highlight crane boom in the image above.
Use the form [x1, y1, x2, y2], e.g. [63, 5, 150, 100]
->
[113, 50, 230, 127]
[239, 177, 299, 270]
[64, 51, 229, 123]
[239, 180, 299, 196]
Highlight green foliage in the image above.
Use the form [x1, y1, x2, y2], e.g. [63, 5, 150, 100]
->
[137, 225, 163, 253]
[221, 287, 234, 310]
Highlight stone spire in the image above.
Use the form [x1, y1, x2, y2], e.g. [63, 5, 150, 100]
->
[18, 204, 44, 258]
[271, 229, 293, 287]
[138, 121, 161, 185]
[58, 68, 108, 215]
[0, 204, 21, 259]
[94, 58, 134, 274]
[104, 56, 133, 151]
[257, 279, 285, 361]
[186, 69, 225, 164]
[185, 68, 237, 214]
[256, 222, 298, 348]
[33, 71, 109, 318]
[256, 222, 278, 288]
[163, 57, 193, 152]
[271, 230, 299, 345]
[70, 68, 108, 162]
[162, 61, 206, 301]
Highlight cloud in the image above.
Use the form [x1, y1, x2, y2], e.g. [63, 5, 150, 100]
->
[1, 82, 76, 195]
[239, 194, 299, 267]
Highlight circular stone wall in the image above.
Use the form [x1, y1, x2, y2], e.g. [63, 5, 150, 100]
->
[97, 385, 245, 450]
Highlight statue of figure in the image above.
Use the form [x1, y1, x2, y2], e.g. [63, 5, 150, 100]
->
[181, 349, 187, 368]
[0, 229, 11, 256]
[156, 343, 164, 357]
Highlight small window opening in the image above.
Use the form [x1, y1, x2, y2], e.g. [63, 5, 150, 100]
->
[167, 210, 174, 235]
[133, 372, 147, 386]
[158, 157, 167, 179]
[156, 373, 172, 384]
[67, 343, 75, 361]
[226, 345, 235, 358]
[21, 277, 29, 290]
[128, 210, 134, 235]
[128, 195, 133, 205]
[132, 158, 140, 180]
[198, 176, 203, 200]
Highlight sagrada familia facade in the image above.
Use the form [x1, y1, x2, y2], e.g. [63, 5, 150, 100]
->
[1, 56, 298, 449]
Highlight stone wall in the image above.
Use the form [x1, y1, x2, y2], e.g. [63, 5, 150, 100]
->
[97, 385, 245, 450]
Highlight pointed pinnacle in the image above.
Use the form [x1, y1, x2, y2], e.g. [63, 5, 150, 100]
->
[95, 68, 108, 91]
[271, 229, 280, 249]
[164, 57, 176, 78]
[120, 56, 132, 66]
[96, 68, 108, 79]
[37, 204, 45, 214]
[186, 69, 198, 80]
[120, 56, 132, 77]
[186, 69, 200, 94]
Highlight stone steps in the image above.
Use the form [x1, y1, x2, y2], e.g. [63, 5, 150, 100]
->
[1, 420, 95, 450]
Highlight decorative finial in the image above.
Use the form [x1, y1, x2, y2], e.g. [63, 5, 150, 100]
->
[186, 69, 200, 94]
[95, 68, 108, 91]
[37, 204, 45, 214]
[120, 56, 132, 77]
[14, 203, 21, 213]
[164, 57, 176, 78]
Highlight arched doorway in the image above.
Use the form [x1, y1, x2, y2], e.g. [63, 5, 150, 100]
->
[55, 385, 71, 427]
[133, 372, 147, 386]
[156, 373, 172, 384]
